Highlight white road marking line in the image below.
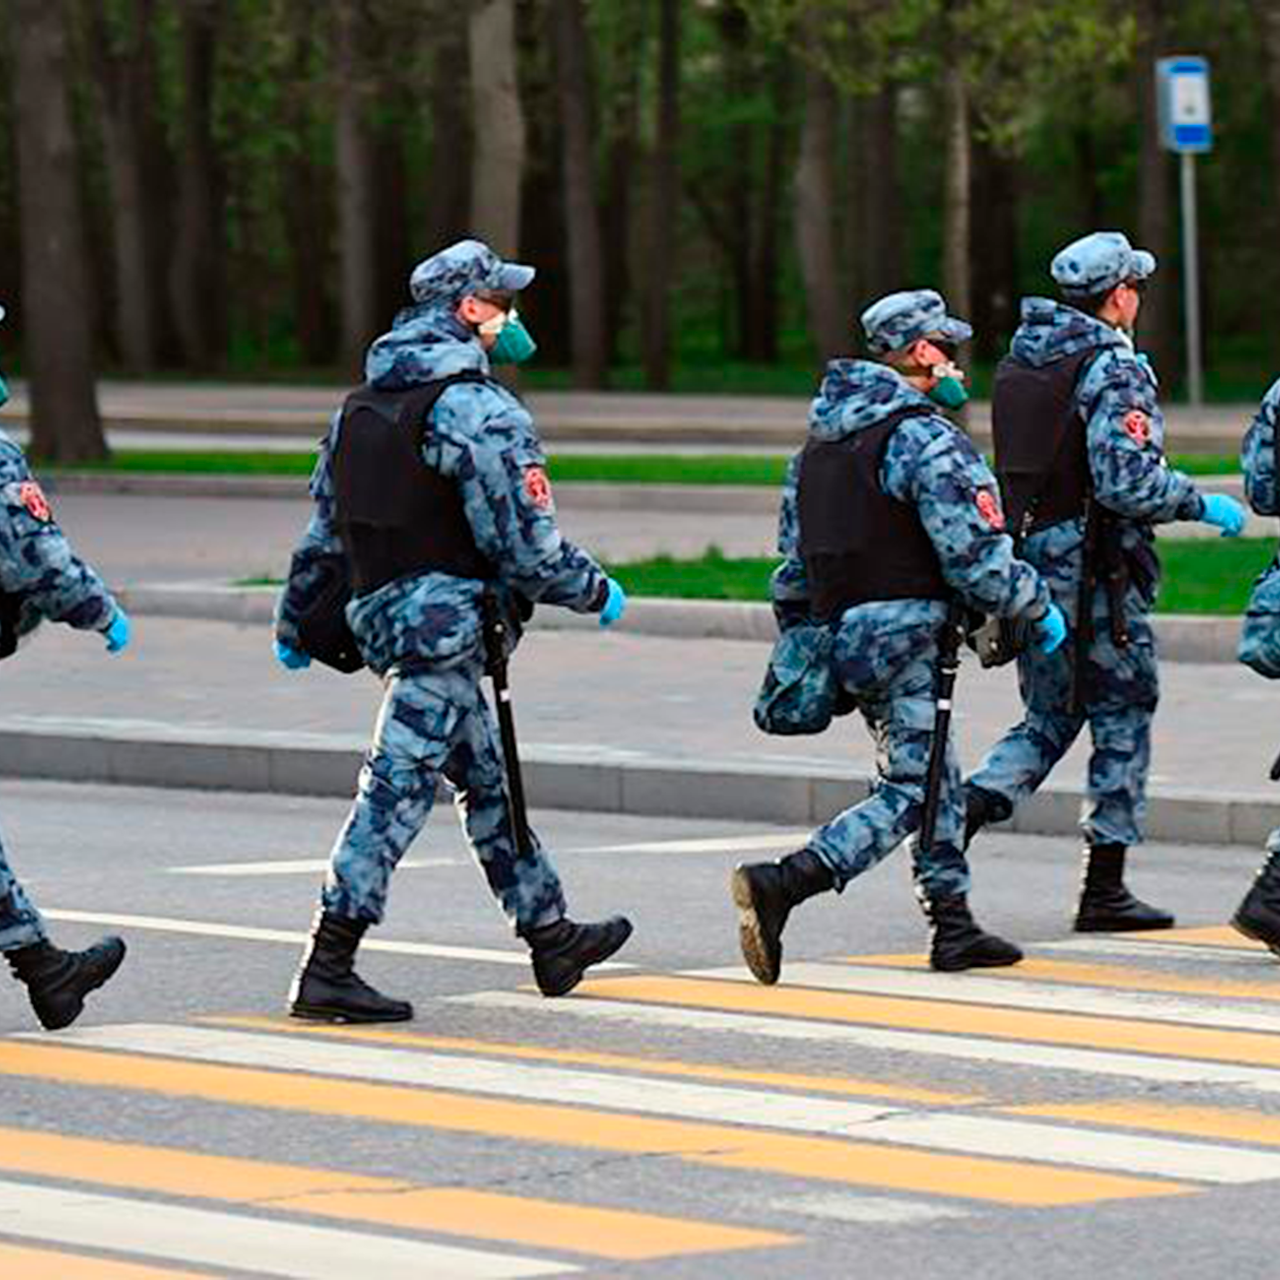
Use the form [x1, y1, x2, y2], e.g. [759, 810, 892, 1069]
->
[683, 962, 1280, 1034]
[41, 910, 632, 971]
[561, 832, 809, 856]
[1041, 937, 1270, 965]
[451, 990, 1280, 1095]
[769, 1193, 970, 1225]
[35, 1023, 1280, 1185]
[0, 1179, 571, 1280]
[169, 857, 458, 877]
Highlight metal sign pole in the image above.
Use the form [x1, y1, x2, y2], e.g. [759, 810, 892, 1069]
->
[1180, 150, 1204, 407]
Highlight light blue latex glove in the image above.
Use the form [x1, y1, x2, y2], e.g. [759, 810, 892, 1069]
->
[1201, 493, 1246, 538]
[1031, 603, 1068, 655]
[103, 610, 131, 654]
[599, 578, 627, 628]
[274, 638, 311, 670]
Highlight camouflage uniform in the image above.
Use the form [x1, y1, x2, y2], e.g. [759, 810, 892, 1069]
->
[277, 241, 609, 935]
[0, 428, 122, 951]
[772, 292, 1051, 901]
[967, 235, 1207, 848]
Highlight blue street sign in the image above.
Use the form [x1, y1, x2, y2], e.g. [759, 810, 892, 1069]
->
[1156, 56, 1213, 153]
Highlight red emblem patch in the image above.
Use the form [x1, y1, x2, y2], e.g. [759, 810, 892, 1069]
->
[976, 489, 1005, 531]
[523, 466, 553, 511]
[1122, 410, 1151, 446]
[18, 481, 51, 522]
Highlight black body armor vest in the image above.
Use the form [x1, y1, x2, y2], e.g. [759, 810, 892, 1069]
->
[332, 373, 495, 596]
[991, 348, 1097, 534]
[797, 406, 949, 620]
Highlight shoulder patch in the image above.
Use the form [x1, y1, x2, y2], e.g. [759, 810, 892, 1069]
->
[975, 489, 1005, 531]
[522, 465, 553, 511]
[16, 481, 52, 522]
[1122, 410, 1151, 446]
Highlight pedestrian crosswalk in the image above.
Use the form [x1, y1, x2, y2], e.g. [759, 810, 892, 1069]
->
[4, 925, 1280, 1275]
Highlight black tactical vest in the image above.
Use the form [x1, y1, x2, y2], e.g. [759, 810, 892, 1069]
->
[797, 406, 949, 620]
[332, 373, 495, 596]
[991, 348, 1097, 535]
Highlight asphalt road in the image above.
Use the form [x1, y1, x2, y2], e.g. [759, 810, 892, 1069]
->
[1, 780, 1279, 1277]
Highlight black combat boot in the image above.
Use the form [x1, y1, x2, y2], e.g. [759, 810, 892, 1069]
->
[1074, 843, 1174, 932]
[288, 911, 412, 1023]
[524, 915, 634, 997]
[923, 896, 1023, 972]
[963, 783, 1013, 850]
[8, 936, 126, 1030]
[1232, 851, 1280, 954]
[731, 850, 834, 985]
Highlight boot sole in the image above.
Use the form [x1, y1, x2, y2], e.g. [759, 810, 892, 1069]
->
[731, 866, 781, 985]
[536, 920, 635, 998]
[288, 1002, 413, 1024]
[1232, 913, 1280, 957]
[931, 951, 1023, 972]
[1073, 916, 1175, 933]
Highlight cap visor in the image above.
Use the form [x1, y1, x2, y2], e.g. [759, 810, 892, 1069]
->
[497, 262, 536, 292]
[1130, 249, 1157, 280]
[936, 316, 973, 345]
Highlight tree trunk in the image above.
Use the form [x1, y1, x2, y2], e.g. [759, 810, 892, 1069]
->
[942, 57, 972, 323]
[641, 0, 679, 389]
[853, 83, 904, 303]
[469, 0, 526, 255]
[424, 0, 472, 250]
[1136, 0, 1177, 383]
[551, 0, 607, 387]
[334, 0, 378, 377]
[1256, 0, 1280, 349]
[970, 137, 1020, 362]
[13, 0, 105, 461]
[169, 0, 224, 372]
[88, 0, 169, 373]
[748, 52, 791, 363]
[794, 47, 844, 363]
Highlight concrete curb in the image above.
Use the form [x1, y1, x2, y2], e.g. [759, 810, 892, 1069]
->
[117, 582, 1244, 663]
[0, 717, 1273, 847]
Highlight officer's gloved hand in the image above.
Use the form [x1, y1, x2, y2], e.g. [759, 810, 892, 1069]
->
[103, 610, 131, 654]
[274, 638, 311, 670]
[1201, 493, 1246, 538]
[599, 579, 627, 628]
[1031, 603, 1068, 655]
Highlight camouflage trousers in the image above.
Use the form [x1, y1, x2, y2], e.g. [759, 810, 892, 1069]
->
[321, 663, 567, 933]
[808, 625, 968, 901]
[0, 821, 48, 952]
[969, 581, 1158, 848]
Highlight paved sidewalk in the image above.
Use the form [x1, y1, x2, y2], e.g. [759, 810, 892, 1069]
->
[2, 380, 1264, 452]
[2, 615, 1276, 846]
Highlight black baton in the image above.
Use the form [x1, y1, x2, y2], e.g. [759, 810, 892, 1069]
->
[480, 593, 533, 856]
[919, 601, 965, 856]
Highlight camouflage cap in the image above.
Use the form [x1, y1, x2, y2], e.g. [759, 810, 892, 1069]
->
[861, 289, 972, 356]
[408, 238, 536, 305]
[1050, 231, 1156, 297]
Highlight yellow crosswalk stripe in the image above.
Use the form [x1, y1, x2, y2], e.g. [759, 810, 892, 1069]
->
[572, 974, 1280, 1069]
[1006, 1101, 1280, 1149]
[0, 1125, 791, 1262]
[208, 1014, 981, 1105]
[0, 1242, 211, 1280]
[0, 1041, 1185, 1206]
[840, 953, 1280, 1003]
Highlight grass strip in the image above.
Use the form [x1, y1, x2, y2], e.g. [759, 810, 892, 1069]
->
[45, 449, 1242, 484]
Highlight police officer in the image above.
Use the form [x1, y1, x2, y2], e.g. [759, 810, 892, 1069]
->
[965, 232, 1247, 930]
[0, 303, 129, 1029]
[1231, 380, 1280, 949]
[275, 240, 632, 1022]
[732, 290, 1065, 978]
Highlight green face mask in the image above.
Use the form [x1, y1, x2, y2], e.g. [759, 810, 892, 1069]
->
[0, 371, 8, 409]
[929, 374, 969, 410]
[489, 314, 537, 366]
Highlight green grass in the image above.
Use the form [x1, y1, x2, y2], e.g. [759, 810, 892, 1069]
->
[44, 448, 1242, 484]
[602, 538, 1278, 616]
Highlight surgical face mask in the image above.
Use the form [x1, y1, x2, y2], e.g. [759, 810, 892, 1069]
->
[0, 371, 8, 409]
[487, 311, 537, 366]
[928, 360, 969, 410]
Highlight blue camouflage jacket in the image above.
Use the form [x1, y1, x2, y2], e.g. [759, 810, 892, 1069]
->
[0, 430, 118, 640]
[276, 304, 608, 674]
[1243, 379, 1278, 517]
[771, 360, 1050, 639]
[1008, 299, 1205, 614]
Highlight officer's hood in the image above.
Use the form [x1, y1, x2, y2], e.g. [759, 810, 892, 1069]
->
[1010, 297, 1129, 369]
[807, 359, 936, 441]
[364, 302, 488, 390]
